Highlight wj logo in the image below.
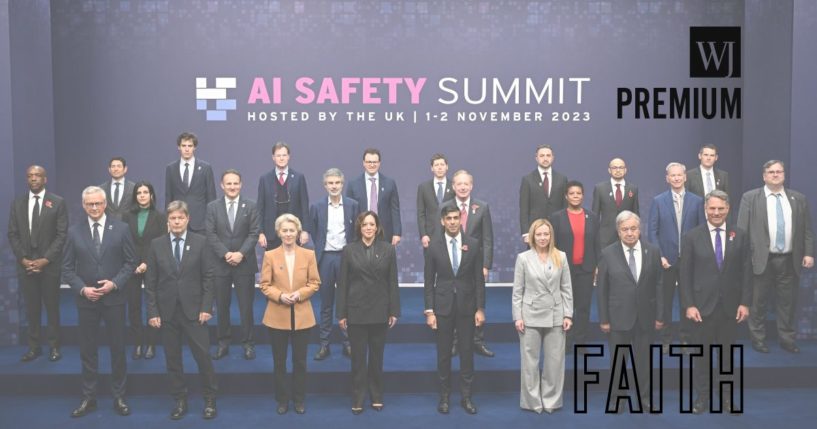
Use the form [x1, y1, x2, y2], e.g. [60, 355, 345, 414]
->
[196, 77, 237, 121]
[689, 27, 741, 78]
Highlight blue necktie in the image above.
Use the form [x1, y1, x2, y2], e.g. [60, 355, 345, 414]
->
[451, 238, 459, 275]
[714, 227, 723, 270]
[774, 194, 786, 252]
[174, 237, 182, 267]
[436, 182, 444, 204]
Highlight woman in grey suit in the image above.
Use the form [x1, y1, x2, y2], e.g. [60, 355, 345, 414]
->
[512, 218, 573, 413]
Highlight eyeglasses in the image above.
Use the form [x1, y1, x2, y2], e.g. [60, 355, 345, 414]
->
[765, 170, 785, 175]
[609, 166, 627, 170]
[83, 202, 105, 208]
[364, 160, 380, 165]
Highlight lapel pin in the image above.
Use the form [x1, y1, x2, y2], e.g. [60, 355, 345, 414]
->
[44, 200, 53, 209]
[197, 166, 201, 170]
[186, 245, 190, 251]
[108, 224, 113, 230]
[609, 192, 613, 197]
[539, 182, 543, 187]
[628, 191, 634, 198]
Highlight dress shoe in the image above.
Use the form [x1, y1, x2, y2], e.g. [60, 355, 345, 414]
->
[371, 403, 384, 412]
[294, 402, 305, 414]
[781, 342, 800, 354]
[314, 345, 331, 361]
[132, 345, 143, 360]
[437, 396, 450, 414]
[21, 347, 42, 362]
[461, 397, 478, 414]
[49, 347, 62, 362]
[203, 398, 217, 419]
[243, 345, 256, 360]
[351, 407, 364, 415]
[692, 398, 708, 415]
[114, 397, 131, 416]
[751, 341, 770, 353]
[144, 345, 156, 359]
[474, 343, 495, 358]
[71, 398, 97, 418]
[212, 345, 229, 360]
[342, 344, 352, 358]
[277, 402, 289, 415]
[170, 398, 188, 420]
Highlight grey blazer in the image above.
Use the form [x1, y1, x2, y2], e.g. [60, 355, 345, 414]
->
[512, 250, 573, 328]
[204, 197, 260, 276]
[686, 167, 730, 198]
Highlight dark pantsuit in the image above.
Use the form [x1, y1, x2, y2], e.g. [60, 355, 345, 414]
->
[318, 252, 348, 347]
[693, 302, 738, 399]
[660, 265, 692, 344]
[608, 320, 653, 408]
[79, 303, 127, 399]
[270, 327, 310, 404]
[125, 274, 157, 347]
[567, 270, 594, 347]
[20, 271, 61, 349]
[214, 273, 256, 347]
[348, 323, 388, 406]
[749, 254, 797, 345]
[162, 303, 218, 400]
[436, 302, 475, 397]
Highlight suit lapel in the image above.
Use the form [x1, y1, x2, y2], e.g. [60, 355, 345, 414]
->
[97, 219, 114, 260]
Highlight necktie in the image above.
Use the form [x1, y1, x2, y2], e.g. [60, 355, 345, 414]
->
[436, 181, 444, 204]
[92, 222, 101, 255]
[113, 182, 120, 208]
[460, 202, 469, 233]
[369, 177, 378, 213]
[31, 195, 41, 239]
[615, 184, 623, 208]
[173, 237, 182, 266]
[278, 172, 285, 185]
[183, 162, 190, 188]
[628, 247, 637, 281]
[714, 227, 723, 270]
[774, 194, 786, 252]
[706, 172, 715, 195]
[674, 193, 683, 251]
[228, 200, 236, 230]
[451, 238, 459, 275]
[542, 172, 549, 198]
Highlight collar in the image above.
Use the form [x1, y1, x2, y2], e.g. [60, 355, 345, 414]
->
[671, 189, 685, 199]
[700, 165, 714, 174]
[181, 156, 195, 165]
[170, 230, 188, 242]
[112, 178, 125, 185]
[456, 197, 471, 208]
[707, 221, 725, 232]
[276, 167, 289, 177]
[88, 214, 107, 229]
[537, 166, 552, 177]
[366, 172, 380, 182]
[224, 196, 240, 206]
[611, 178, 626, 187]
[327, 196, 343, 206]
[29, 189, 45, 199]
[764, 186, 786, 198]
[446, 232, 463, 244]
[621, 240, 640, 254]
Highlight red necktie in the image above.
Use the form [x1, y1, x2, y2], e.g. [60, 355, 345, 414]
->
[543, 172, 549, 198]
[460, 202, 468, 233]
[615, 184, 623, 208]
[278, 172, 285, 185]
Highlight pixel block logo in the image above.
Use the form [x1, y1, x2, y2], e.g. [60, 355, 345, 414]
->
[196, 77, 237, 121]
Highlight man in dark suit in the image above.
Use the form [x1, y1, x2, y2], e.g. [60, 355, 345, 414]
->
[597, 210, 664, 412]
[206, 169, 260, 361]
[145, 200, 218, 420]
[680, 190, 751, 414]
[737, 160, 814, 354]
[647, 162, 706, 353]
[7, 165, 68, 362]
[685, 144, 730, 198]
[309, 168, 360, 360]
[346, 148, 402, 246]
[424, 205, 486, 415]
[164, 132, 217, 233]
[100, 157, 136, 220]
[440, 170, 494, 357]
[62, 186, 136, 417]
[257, 141, 310, 250]
[592, 158, 639, 249]
[417, 153, 454, 248]
[519, 144, 568, 243]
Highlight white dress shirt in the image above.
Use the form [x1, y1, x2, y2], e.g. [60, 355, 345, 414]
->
[325, 197, 347, 251]
[179, 157, 196, 181]
[621, 240, 642, 281]
[88, 214, 107, 243]
[28, 190, 45, 232]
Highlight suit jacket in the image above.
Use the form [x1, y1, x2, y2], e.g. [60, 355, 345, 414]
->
[511, 249, 573, 327]
[7, 191, 69, 276]
[308, 197, 360, 263]
[519, 169, 568, 235]
[592, 180, 640, 248]
[416, 178, 454, 239]
[440, 198, 493, 269]
[685, 167, 730, 198]
[164, 159, 216, 231]
[100, 179, 136, 220]
[336, 240, 400, 324]
[597, 241, 664, 331]
[424, 234, 485, 317]
[257, 168, 309, 237]
[61, 217, 136, 308]
[647, 190, 706, 265]
[548, 208, 599, 273]
[205, 197, 260, 276]
[258, 246, 320, 330]
[679, 224, 752, 317]
[144, 232, 214, 321]
[123, 209, 167, 264]
[737, 187, 815, 275]
[346, 173, 402, 240]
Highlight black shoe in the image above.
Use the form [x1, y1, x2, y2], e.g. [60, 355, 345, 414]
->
[692, 398, 708, 415]
[314, 345, 330, 361]
[294, 402, 305, 414]
[437, 396, 450, 414]
[474, 343, 495, 358]
[243, 345, 256, 360]
[203, 398, 217, 419]
[114, 397, 131, 416]
[277, 402, 289, 415]
[21, 347, 42, 362]
[71, 398, 97, 418]
[144, 345, 155, 359]
[461, 398, 478, 414]
[781, 342, 800, 354]
[132, 345, 143, 360]
[170, 398, 187, 420]
[212, 345, 229, 360]
[49, 347, 62, 362]
[752, 341, 770, 353]
[342, 344, 352, 358]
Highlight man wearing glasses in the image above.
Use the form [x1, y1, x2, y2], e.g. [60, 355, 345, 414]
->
[257, 141, 310, 250]
[346, 148, 402, 246]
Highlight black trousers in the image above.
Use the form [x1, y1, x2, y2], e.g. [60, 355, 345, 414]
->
[19, 270, 61, 349]
[749, 253, 798, 345]
[270, 327, 310, 404]
[436, 303, 475, 397]
[692, 302, 738, 399]
[214, 272, 255, 347]
[567, 269, 594, 347]
[125, 274, 157, 347]
[660, 264, 692, 344]
[161, 303, 218, 400]
[348, 323, 388, 406]
[78, 302, 127, 399]
[608, 320, 653, 410]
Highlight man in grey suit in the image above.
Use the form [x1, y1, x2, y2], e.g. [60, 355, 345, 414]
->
[417, 153, 454, 248]
[206, 169, 260, 361]
[592, 158, 639, 249]
[737, 160, 814, 354]
[164, 132, 217, 233]
[597, 211, 664, 412]
[686, 144, 730, 198]
[100, 157, 136, 220]
[519, 144, 568, 242]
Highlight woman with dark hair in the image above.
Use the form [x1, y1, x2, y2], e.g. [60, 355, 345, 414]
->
[336, 211, 400, 414]
[122, 181, 166, 359]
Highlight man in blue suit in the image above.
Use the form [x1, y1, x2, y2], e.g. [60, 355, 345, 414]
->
[62, 186, 136, 417]
[345, 148, 402, 246]
[308, 168, 360, 360]
[164, 132, 217, 233]
[257, 141, 310, 250]
[647, 162, 705, 353]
